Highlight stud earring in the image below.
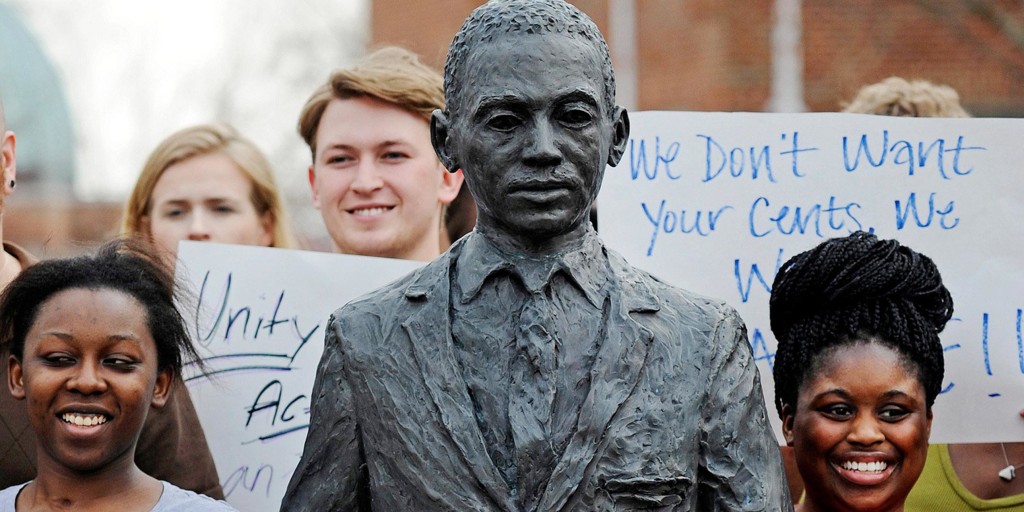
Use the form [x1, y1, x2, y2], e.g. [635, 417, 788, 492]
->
[8, 179, 13, 188]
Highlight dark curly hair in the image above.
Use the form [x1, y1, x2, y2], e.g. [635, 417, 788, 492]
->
[442, 0, 616, 119]
[0, 238, 199, 377]
[770, 231, 953, 416]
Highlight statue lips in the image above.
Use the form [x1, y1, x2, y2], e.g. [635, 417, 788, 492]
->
[506, 177, 577, 204]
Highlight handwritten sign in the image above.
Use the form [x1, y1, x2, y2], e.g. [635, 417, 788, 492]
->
[598, 111, 1024, 443]
[177, 242, 422, 511]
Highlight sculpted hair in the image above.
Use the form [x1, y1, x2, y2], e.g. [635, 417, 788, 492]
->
[297, 46, 444, 158]
[120, 123, 296, 249]
[0, 238, 199, 376]
[443, 0, 616, 118]
[770, 231, 953, 415]
[841, 76, 970, 118]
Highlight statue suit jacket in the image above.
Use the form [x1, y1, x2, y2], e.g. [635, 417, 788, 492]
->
[283, 234, 791, 511]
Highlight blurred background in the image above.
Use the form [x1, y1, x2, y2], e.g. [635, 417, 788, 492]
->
[3, 0, 1023, 257]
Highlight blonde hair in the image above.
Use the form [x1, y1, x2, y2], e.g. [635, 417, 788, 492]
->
[120, 123, 297, 248]
[842, 77, 970, 118]
[297, 46, 445, 158]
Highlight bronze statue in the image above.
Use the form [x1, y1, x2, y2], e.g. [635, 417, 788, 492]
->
[281, 1, 791, 510]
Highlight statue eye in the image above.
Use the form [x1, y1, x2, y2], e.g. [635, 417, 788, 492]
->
[560, 107, 594, 127]
[486, 113, 521, 132]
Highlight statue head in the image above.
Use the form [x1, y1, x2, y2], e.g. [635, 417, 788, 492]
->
[431, 0, 629, 253]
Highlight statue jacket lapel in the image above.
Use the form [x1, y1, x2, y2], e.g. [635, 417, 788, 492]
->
[402, 247, 518, 512]
[400, 245, 661, 512]
[536, 250, 661, 511]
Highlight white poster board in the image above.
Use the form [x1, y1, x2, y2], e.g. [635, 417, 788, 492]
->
[177, 242, 422, 512]
[598, 111, 1024, 444]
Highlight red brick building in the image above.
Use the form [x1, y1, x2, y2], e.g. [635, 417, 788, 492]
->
[372, 0, 1024, 115]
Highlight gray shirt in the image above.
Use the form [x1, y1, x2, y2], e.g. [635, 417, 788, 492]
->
[0, 481, 237, 511]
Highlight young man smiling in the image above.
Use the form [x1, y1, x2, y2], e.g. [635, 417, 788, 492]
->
[298, 47, 464, 261]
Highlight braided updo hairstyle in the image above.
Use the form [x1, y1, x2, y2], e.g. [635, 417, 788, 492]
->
[770, 231, 953, 417]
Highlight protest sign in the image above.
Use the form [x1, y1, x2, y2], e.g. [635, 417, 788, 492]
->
[178, 242, 421, 511]
[598, 111, 1024, 443]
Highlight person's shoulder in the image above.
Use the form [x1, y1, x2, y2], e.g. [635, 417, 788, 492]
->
[0, 482, 26, 509]
[334, 251, 452, 319]
[3, 241, 39, 267]
[151, 481, 239, 512]
[606, 247, 737, 319]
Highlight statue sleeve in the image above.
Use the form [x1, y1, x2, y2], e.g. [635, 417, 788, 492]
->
[280, 313, 370, 511]
[697, 306, 794, 511]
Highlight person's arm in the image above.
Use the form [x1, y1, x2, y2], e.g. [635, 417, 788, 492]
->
[697, 306, 793, 511]
[280, 313, 368, 511]
[136, 378, 224, 499]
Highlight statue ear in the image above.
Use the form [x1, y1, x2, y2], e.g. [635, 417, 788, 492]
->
[607, 107, 629, 167]
[431, 109, 460, 172]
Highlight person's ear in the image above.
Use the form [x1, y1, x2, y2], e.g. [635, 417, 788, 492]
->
[259, 211, 274, 247]
[925, 407, 933, 437]
[8, 355, 25, 400]
[606, 107, 629, 167]
[430, 109, 460, 172]
[436, 167, 463, 205]
[308, 165, 320, 209]
[150, 368, 173, 409]
[781, 404, 796, 446]
[2, 130, 17, 196]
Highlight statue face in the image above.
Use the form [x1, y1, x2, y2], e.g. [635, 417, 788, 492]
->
[440, 32, 625, 247]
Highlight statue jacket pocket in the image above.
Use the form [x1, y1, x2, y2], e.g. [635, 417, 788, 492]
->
[596, 475, 692, 511]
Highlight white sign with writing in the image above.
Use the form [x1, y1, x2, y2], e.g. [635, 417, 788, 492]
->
[177, 242, 422, 512]
[598, 111, 1024, 443]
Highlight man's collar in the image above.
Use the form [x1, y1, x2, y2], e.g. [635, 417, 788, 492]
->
[456, 229, 608, 307]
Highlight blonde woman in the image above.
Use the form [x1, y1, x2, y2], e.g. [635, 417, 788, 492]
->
[122, 123, 296, 261]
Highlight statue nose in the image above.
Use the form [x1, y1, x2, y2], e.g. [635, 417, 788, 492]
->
[524, 122, 561, 167]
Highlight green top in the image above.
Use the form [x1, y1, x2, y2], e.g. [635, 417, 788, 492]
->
[904, 444, 1024, 511]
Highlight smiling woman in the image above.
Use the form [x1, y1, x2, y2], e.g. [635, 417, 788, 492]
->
[0, 239, 236, 511]
[770, 231, 953, 512]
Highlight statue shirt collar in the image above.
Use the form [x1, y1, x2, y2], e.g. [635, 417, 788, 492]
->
[455, 228, 608, 308]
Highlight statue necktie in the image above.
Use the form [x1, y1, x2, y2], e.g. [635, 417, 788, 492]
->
[509, 286, 560, 509]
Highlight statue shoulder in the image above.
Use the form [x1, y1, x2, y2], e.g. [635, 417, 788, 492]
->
[331, 255, 452, 323]
[606, 249, 743, 333]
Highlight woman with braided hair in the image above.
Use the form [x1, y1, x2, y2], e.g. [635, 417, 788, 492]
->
[771, 231, 953, 512]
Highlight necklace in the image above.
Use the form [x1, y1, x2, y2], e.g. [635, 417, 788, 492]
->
[999, 443, 1024, 481]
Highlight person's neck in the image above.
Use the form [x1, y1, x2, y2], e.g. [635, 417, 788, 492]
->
[333, 238, 441, 262]
[23, 455, 158, 511]
[474, 220, 591, 260]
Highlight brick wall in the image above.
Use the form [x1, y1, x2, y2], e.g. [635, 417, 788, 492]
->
[804, 0, 1024, 115]
[371, 0, 1024, 115]
[5, 199, 122, 258]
